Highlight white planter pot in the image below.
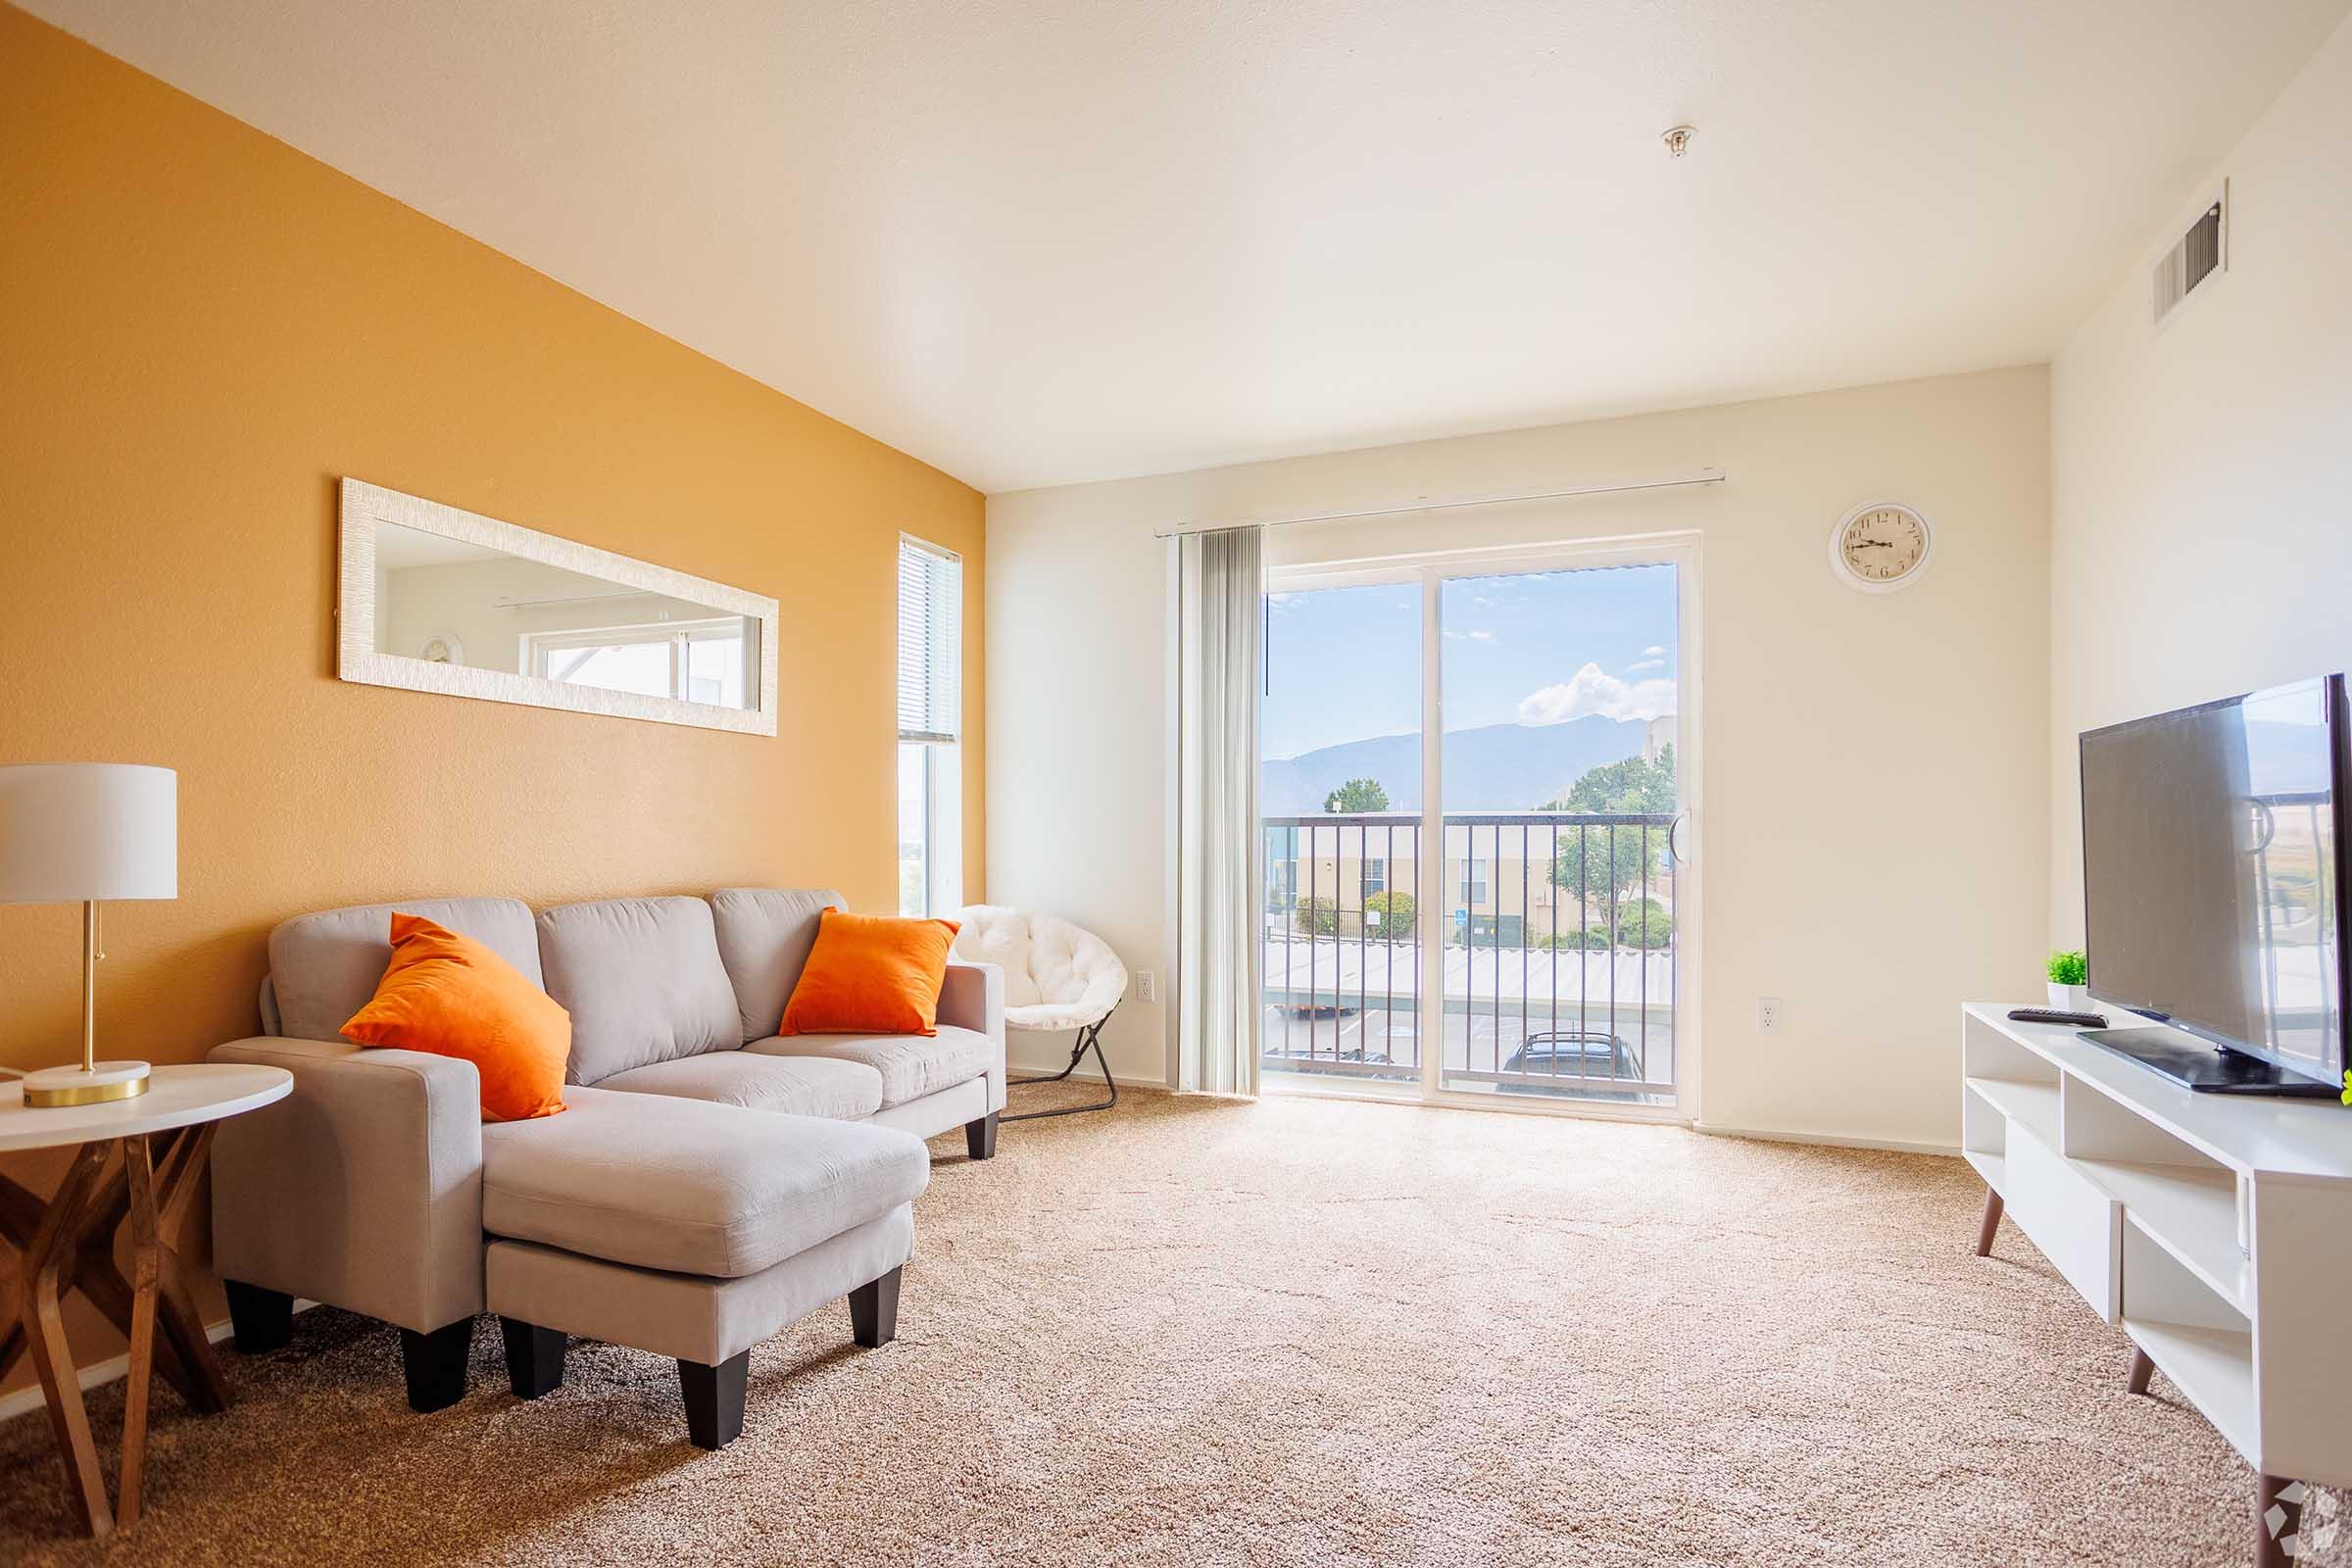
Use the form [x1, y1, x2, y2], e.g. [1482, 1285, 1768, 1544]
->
[2047, 982, 2091, 1011]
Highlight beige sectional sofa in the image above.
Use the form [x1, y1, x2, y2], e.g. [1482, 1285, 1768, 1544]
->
[207, 888, 1004, 1447]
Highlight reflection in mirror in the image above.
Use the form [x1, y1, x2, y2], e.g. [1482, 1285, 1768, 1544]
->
[371, 521, 759, 710]
[338, 477, 777, 736]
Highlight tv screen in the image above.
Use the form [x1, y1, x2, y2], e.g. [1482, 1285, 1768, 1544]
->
[2080, 675, 2347, 1087]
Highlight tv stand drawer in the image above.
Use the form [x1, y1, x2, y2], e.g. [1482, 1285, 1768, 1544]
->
[2004, 1131, 2121, 1322]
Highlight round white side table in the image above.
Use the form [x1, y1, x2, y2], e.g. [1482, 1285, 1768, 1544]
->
[0, 1062, 290, 1538]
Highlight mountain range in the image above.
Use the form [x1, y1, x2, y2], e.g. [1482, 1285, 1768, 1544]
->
[1260, 716, 1659, 814]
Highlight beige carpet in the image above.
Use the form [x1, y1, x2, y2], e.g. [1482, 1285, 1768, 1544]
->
[0, 1086, 2340, 1567]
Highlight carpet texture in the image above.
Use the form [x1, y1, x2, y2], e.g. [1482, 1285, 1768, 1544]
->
[0, 1087, 2339, 1566]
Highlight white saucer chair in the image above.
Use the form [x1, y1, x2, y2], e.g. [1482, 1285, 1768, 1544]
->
[953, 906, 1128, 1121]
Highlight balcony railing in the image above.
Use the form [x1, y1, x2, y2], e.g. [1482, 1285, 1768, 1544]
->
[1261, 811, 1680, 1102]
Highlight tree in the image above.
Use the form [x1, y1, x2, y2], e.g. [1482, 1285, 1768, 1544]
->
[1550, 745, 1675, 814]
[1323, 777, 1391, 813]
[1616, 899, 1674, 950]
[1363, 890, 1416, 940]
[1545, 746, 1677, 939]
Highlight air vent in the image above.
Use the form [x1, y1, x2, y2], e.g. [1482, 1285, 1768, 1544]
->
[2152, 181, 2227, 325]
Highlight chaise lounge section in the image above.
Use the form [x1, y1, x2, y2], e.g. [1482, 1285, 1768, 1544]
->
[208, 888, 1004, 1446]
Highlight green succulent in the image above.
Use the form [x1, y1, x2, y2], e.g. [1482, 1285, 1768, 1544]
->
[2046, 950, 2087, 987]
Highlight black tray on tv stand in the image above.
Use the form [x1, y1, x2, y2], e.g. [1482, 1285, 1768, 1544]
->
[2080, 1026, 2341, 1099]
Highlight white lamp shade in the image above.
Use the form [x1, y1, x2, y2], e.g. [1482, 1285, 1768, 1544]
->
[0, 763, 177, 903]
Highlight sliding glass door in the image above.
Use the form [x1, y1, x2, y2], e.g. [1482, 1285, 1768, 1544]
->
[1259, 580, 1424, 1089]
[1260, 539, 1693, 1115]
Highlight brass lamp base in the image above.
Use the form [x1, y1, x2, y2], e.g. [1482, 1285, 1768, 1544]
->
[22, 1061, 152, 1108]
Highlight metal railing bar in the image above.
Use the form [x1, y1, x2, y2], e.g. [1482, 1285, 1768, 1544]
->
[1607, 823, 1618, 1064]
[1577, 821, 1589, 1049]
[1548, 821, 1559, 1049]
[1257, 808, 1678, 1091]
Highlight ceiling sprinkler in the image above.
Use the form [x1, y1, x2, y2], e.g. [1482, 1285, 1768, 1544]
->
[1661, 125, 1695, 159]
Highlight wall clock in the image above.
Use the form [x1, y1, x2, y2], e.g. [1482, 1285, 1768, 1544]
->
[1829, 502, 1933, 592]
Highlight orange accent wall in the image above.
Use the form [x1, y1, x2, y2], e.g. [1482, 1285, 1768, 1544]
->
[0, 3, 984, 1385]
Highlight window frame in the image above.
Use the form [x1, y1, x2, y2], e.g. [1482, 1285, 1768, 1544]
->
[897, 536, 964, 917]
[522, 616, 751, 706]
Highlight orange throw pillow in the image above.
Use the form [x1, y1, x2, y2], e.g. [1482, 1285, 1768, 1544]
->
[342, 912, 570, 1122]
[777, 907, 960, 1037]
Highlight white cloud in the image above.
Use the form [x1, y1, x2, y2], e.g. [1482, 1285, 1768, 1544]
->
[1642, 645, 1665, 658]
[1443, 628, 1494, 642]
[1628, 658, 1664, 673]
[1518, 662, 1678, 725]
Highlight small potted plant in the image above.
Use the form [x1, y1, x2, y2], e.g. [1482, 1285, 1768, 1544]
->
[2046, 949, 2089, 1010]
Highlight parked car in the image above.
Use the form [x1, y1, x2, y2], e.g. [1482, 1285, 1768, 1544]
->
[1499, 1031, 1645, 1100]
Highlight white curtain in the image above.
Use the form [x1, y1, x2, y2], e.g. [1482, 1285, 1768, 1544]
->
[1174, 524, 1263, 1097]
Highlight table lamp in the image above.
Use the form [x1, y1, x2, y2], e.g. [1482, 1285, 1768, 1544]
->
[0, 763, 176, 1106]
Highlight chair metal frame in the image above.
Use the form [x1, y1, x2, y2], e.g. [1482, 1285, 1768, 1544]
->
[1003, 1003, 1119, 1121]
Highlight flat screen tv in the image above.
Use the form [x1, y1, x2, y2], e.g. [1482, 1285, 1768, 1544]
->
[2078, 674, 2349, 1096]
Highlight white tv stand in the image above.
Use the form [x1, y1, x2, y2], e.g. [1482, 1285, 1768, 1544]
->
[1962, 1004, 2352, 1565]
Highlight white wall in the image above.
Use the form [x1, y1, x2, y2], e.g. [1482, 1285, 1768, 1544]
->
[990, 367, 2051, 1150]
[2049, 10, 2352, 943]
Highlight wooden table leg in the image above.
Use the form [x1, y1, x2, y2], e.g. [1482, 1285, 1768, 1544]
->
[2, 1123, 234, 1537]
[16, 1143, 117, 1538]
[147, 1124, 228, 1414]
[2258, 1475, 2307, 1568]
[2127, 1348, 2155, 1396]
[1974, 1185, 2004, 1256]
[118, 1136, 162, 1529]
[64, 1129, 216, 1414]
[0, 1173, 46, 1385]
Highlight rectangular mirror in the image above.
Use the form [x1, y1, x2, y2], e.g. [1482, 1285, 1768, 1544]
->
[337, 478, 779, 735]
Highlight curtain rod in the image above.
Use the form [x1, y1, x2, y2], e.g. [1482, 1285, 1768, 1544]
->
[1154, 466, 1725, 539]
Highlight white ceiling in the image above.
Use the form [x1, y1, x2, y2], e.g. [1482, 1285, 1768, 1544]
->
[26, 0, 2348, 492]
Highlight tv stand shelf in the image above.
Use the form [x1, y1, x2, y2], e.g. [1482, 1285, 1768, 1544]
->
[1961, 1004, 2352, 1568]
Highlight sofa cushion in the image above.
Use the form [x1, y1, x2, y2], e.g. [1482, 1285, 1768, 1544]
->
[536, 897, 741, 1086]
[269, 897, 540, 1046]
[709, 887, 844, 1041]
[596, 1051, 884, 1121]
[479, 1086, 928, 1278]
[746, 1025, 993, 1108]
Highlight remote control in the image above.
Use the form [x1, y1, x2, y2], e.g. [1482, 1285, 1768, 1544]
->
[2006, 1006, 2109, 1028]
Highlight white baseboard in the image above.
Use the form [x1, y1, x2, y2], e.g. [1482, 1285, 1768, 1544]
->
[0, 1298, 318, 1426]
[1694, 1122, 1960, 1157]
[1006, 1058, 1166, 1090]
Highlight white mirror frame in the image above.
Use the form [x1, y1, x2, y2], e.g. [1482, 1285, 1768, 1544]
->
[337, 477, 781, 736]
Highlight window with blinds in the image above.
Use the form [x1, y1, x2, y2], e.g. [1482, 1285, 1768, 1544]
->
[897, 539, 961, 744]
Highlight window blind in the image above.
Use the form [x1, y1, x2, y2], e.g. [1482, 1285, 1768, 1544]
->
[897, 538, 961, 744]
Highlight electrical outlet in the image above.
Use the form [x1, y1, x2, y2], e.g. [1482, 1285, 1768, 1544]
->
[1758, 997, 1783, 1034]
[1137, 970, 1157, 1004]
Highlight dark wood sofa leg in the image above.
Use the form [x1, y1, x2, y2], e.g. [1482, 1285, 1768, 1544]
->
[400, 1317, 475, 1413]
[223, 1280, 294, 1354]
[678, 1351, 749, 1450]
[965, 1111, 999, 1160]
[849, 1265, 903, 1348]
[501, 1318, 566, 1399]
[2257, 1475, 2306, 1568]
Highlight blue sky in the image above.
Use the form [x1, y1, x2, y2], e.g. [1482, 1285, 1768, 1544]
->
[1261, 564, 1679, 759]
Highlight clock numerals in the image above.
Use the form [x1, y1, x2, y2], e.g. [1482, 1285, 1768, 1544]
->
[1833, 505, 1931, 590]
